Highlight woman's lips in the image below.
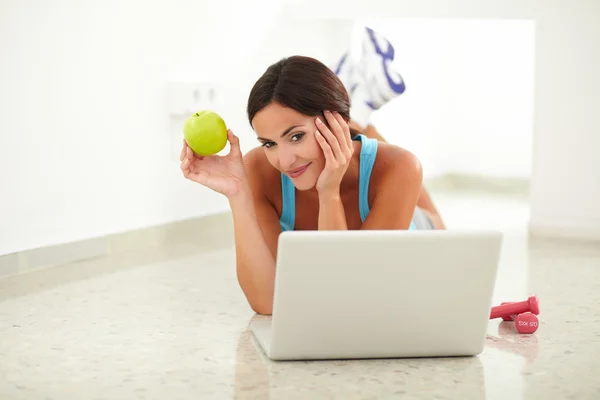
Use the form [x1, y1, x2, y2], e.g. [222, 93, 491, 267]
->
[287, 163, 311, 178]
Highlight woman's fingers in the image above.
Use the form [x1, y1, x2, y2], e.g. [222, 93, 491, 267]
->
[181, 141, 207, 178]
[332, 111, 353, 150]
[322, 111, 352, 161]
[180, 156, 191, 177]
[315, 129, 335, 166]
[180, 139, 187, 162]
[315, 116, 342, 161]
[181, 154, 210, 184]
[324, 110, 344, 141]
[227, 129, 238, 146]
[227, 129, 242, 158]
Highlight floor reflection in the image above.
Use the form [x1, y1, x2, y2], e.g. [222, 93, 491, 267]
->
[232, 316, 486, 400]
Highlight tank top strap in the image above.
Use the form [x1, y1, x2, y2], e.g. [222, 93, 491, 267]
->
[279, 173, 296, 231]
[356, 134, 378, 223]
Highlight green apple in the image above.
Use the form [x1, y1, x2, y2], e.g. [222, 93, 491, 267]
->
[183, 110, 228, 156]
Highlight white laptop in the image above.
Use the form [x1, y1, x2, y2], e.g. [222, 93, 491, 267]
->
[250, 229, 502, 361]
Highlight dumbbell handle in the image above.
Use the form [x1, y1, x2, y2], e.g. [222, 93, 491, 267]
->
[490, 295, 539, 319]
[500, 302, 516, 321]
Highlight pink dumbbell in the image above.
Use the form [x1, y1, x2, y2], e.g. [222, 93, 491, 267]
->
[500, 302, 515, 321]
[490, 296, 541, 334]
[513, 312, 539, 334]
[490, 295, 539, 320]
[500, 302, 529, 321]
[497, 308, 540, 333]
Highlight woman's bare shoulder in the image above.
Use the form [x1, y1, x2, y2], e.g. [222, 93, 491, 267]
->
[371, 141, 422, 186]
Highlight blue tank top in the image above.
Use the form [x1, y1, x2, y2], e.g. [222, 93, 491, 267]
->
[279, 134, 417, 231]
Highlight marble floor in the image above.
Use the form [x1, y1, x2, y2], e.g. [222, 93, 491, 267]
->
[1, 189, 599, 399]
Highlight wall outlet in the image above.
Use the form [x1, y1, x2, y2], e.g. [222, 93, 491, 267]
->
[167, 81, 218, 117]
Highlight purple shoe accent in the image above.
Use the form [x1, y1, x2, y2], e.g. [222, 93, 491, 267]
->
[365, 27, 405, 94]
[334, 52, 348, 75]
[366, 27, 395, 60]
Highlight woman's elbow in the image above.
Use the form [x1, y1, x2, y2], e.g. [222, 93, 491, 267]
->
[250, 301, 272, 315]
[248, 295, 273, 315]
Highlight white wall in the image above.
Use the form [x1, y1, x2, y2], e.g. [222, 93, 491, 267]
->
[362, 18, 535, 179]
[281, 0, 535, 20]
[0, 0, 344, 256]
[529, 0, 600, 239]
[3, 0, 596, 255]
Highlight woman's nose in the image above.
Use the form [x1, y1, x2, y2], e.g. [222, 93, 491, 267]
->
[278, 148, 297, 170]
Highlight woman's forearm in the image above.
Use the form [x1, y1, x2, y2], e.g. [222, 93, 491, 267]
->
[228, 190, 276, 314]
[318, 191, 348, 230]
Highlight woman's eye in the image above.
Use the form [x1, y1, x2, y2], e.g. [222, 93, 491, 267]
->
[261, 133, 303, 148]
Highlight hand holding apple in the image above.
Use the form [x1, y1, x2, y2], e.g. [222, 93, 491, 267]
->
[180, 127, 249, 199]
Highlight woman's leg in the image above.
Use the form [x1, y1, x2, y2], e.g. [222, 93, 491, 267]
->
[350, 120, 447, 230]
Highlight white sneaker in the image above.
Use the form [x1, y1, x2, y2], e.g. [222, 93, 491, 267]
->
[330, 51, 372, 127]
[355, 26, 406, 110]
[331, 26, 406, 127]
[331, 51, 358, 98]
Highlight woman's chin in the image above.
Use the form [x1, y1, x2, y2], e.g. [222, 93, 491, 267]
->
[289, 175, 317, 191]
[292, 180, 316, 191]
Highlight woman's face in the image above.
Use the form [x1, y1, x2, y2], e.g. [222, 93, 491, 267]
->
[251, 102, 325, 191]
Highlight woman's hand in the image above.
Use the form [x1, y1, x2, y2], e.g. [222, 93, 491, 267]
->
[314, 111, 354, 196]
[180, 129, 248, 198]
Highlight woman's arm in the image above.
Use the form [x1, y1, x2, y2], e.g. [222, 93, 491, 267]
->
[361, 145, 423, 230]
[355, 122, 445, 228]
[230, 150, 282, 315]
[318, 192, 348, 230]
[228, 192, 276, 315]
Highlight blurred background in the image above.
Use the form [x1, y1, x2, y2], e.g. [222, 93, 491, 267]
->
[1, 0, 598, 257]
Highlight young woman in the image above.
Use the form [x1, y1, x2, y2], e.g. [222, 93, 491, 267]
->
[180, 55, 444, 315]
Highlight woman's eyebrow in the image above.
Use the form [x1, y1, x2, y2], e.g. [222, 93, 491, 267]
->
[257, 125, 303, 141]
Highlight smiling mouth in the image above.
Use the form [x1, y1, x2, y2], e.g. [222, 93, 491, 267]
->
[286, 163, 311, 178]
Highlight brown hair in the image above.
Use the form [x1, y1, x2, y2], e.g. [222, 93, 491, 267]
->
[247, 55, 359, 137]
